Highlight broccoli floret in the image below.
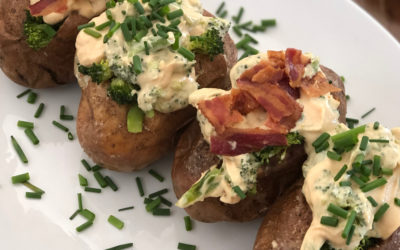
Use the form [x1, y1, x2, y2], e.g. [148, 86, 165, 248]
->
[107, 78, 137, 105]
[23, 10, 57, 50]
[320, 236, 378, 250]
[189, 18, 230, 59]
[78, 60, 113, 84]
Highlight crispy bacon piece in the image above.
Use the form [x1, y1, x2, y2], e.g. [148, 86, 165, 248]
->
[285, 48, 310, 87]
[231, 89, 260, 115]
[30, 0, 68, 16]
[301, 71, 342, 97]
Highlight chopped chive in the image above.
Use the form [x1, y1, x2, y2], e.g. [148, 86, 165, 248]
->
[169, 19, 180, 27]
[76, 220, 93, 232]
[11, 136, 28, 163]
[17, 120, 34, 129]
[26, 192, 42, 199]
[350, 175, 366, 186]
[105, 176, 118, 191]
[361, 107, 376, 119]
[352, 153, 365, 169]
[27, 92, 37, 104]
[216, 2, 225, 15]
[84, 28, 102, 38]
[84, 187, 102, 193]
[93, 171, 108, 188]
[152, 12, 166, 23]
[60, 105, 66, 116]
[34, 103, 45, 118]
[60, 114, 74, 120]
[152, 208, 170, 216]
[24, 128, 39, 145]
[139, 16, 152, 28]
[373, 155, 381, 176]
[239, 21, 252, 28]
[79, 174, 88, 186]
[320, 216, 338, 227]
[172, 32, 181, 50]
[348, 122, 354, 129]
[361, 165, 372, 177]
[177, 47, 195, 61]
[52, 120, 69, 132]
[184, 216, 192, 231]
[252, 25, 266, 32]
[145, 197, 161, 212]
[68, 132, 74, 141]
[108, 215, 124, 229]
[373, 122, 380, 130]
[92, 165, 102, 171]
[106, 9, 113, 20]
[346, 118, 359, 124]
[80, 209, 95, 221]
[340, 76, 346, 82]
[144, 41, 150, 55]
[134, 1, 145, 14]
[11, 172, 30, 184]
[160, 196, 172, 207]
[233, 186, 246, 199]
[95, 20, 112, 31]
[361, 178, 387, 192]
[105, 243, 134, 250]
[133, 55, 142, 75]
[334, 165, 348, 181]
[144, 197, 153, 204]
[151, 28, 157, 36]
[244, 34, 258, 44]
[369, 139, 389, 143]
[359, 175, 370, 183]
[167, 9, 183, 20]
[118, 206, 134, 212]
[81, 159, 92, 171]
[78, 22, 95, 31]
[381, 168, 393, 176]
[219, 10, 227, 18]
[178, 242, 196, 250]
[261, 19, 276, 27]
[339, 181, 352, 187]
[104, 22, 121, 43]
[395, 198, 400, 207]
[17, 89, 31, 98]
[23, 181, 44, 193]
[232, 7, 244, 24]
[148, 188, 168, 198]
[362, 160, 373, 165]
[236, 36, 251, 49]
[331, 125, 366, 151]
[342, 210, 356, 238]
[159, 0, 175, 6]
[148, 169, 164, 182]
[157, 29, 169, 38]
[312, 132, 330, 148]
[69, 209, 80, 220]
[232, 26, 242, 37]
[315, 141, 329, 153]
[346, 225, 355, 245]
[327, 151, 342, 161]
[78, 193, 83, 211]
[135, 177, 145, 196]
[242, 43, 259, 55]
[367, 196, 378, 207]
[346, 95, 350, 100]
[374, 203, 389, 222]
[327, 203, 348, 219]
[359, 136, 369, 151]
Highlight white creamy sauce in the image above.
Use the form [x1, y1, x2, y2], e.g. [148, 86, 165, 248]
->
[302, 53, 322, 79]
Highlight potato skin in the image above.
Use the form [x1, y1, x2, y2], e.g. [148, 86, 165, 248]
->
[0, 0, 89, 88]
[76, 16, 238, 172]
[171, 66, 346, 223]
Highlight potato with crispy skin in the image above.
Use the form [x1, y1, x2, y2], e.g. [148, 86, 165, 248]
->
[0, 0, 106, 88]
[172, 57, 347, 222]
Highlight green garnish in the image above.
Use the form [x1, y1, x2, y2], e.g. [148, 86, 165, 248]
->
[327, 203, 348, 218]
[373, 122, 380, 130]
[108, 215, 124, 229]
[93, 171, 108, 188]
[84, 187, 102, 193]
[76, 220, 93, 232]
[105, 176, 118, 191]
[367, 196, 378, 207]
[177, 47, 195, 61]
[23, 11, 57, 50]
[96, 20, 112, 31]
[361, 107, 376, 119]
[334, 165, 347, 181]
[359, 136, 369, 151]
[133, 55, 142, 75]
[17, 120, 34, 129]
[339, 181, 352, 187]
[320, 216, 338, 227]
[312, 132, 330, 148]
[27, 92, 38, 104]
[216, 2, 225, 15]
[152, 208, 171, 216]
[167, 9, 183, 20]
[83, 28, 101, 38]
[394, 198, 400, 207]
[121, 22, 133, 41]
[52, 120, 69, 132]
[146, 197, 161, 212]
[327, 151, 342, 161]
[374, 203, 389, 222]
[11, 172, 30, 184]
[352, 153, 365, 169]
[133, 1, 145, 14]
[26, 192, 42, 199]
[232, 7, 244, 24]
[381, 168, 393, 176]
[17, 89, 31, 98]
[148, 169, 164, 182]
[178, 242, 196, 250]
[369, 139, 389, 143]
[118, 206, 134, 212]
[92, 165, 102, 171]
[24, 128, 39, 145]
[127, 105, 145, 133]
[346, 225, 355, 245]
[78, 193, 83, 211]
[160, 196, 172, 207]
[80, 209, 95, 221]
[81, 159, 92, 171]
[105, 243, 134, 250]
[34, 103, 45, 118]
[315, 141, 329, 153]
[184, 216, 192, 231]
[136, 177, 145, 196]
[373, 155, 381, 176]
[331, 125, 366, 153]
[79, 174, 88, 187]
[11, 136, 28, 163]
[23, 181, 45, 194]
[68, 132, 74, 141]
[342, 210, 356, 238]
[361, 178, 387, 192]
[350, 175, 366, 186]
[69, 209, 80, 220]
[149, 188, 168, 198]
[233, 186, 246, 199]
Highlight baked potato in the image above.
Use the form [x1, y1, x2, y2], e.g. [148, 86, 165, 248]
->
[172, 49, 347, 222]
[0, 0, 106, 88]
[75, 1, 237, 171]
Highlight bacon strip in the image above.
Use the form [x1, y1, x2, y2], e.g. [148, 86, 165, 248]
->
[30, 0, 68, 16]
[301, 71, 342, 97]
[285, 48, 310, 88]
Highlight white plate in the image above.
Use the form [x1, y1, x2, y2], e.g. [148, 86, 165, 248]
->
[1, 0, 400, 249]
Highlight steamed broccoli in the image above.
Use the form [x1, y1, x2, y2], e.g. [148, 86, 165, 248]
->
[189, 18, 230, 59]
[78, 60, 113, 84]
[320, 236, 378, 250]
[23, 10, 57, 50]
[107, 78, 137, 105]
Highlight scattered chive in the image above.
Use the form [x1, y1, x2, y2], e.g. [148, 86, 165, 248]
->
[232, 186, 246, 199]
[136, 177, 145, 196]
[342, 210, 356, 238]
[80, 209, 95, 221]
[133, 55, 142, 75]
[95, 20, 112, 31]
[105, 176, 118, 191]
[320, 216, 338, 227]
[152, 12, 166, 23]
[104, 22, 121, 43]
[27, 92, 38, 104]
[93, 171, 108, 188]
[373, 155, 381, 176]
[327, 203, 348, 219]
[346, 118, 359, 124]
[60, 114, 74, 121]
[369, 139, 389, 143]
[52, 120, 69, 132]
[261, 19, 276, 27]
[327, 151, 342, 161]
[178, 242, 196, 250]
[331, 125, 366, 151]
[232, 26, 242, 37]
[11, 172, 30, 184]
[145, 197, 161, 212]
[76, 220, 93, 232]
[148, 169, 164, 182]
[216, 2, 225, 15]
[361, 165, 372, 177]
[346, 95, 350, 100]
[340, 76, 346, 82]
[362, 160, 373, 165]
[24, 128, 39, 145]
[151, 28, 157, 36]
[148, 188, 168, 198]
[81, 159, 92, 171]
[105, 243, 134, 250]
[92, 165, 102, 171]
[236, 36, 251, 49]
[23, 181, 44, 193]
[152, 208, 170, 216]
[79, 174, 88, 187]
[242, 43, 259, 55]
[346, 225, 355, 245]
[352, 153, 365, 169]
[232, 7, 244, 24]
[367, 196, 378, 207]
[17, 89, 31, 98]
[334, 165, 347, 181]
[108, 215, 124, 229]
[177, 47, 195, 61]
[315, 141, 329, 153]
[84, 28, 102, 38]
[359, 136, 369, 151]
[361, 178, 387, 192]
[157, 29, 169, 39]
[106, 9, 113, 20]
[373, 122, 380, 130]
[381, 168, 393, 176]
[121, 22, 133, 42]
[78, 22, 95, 31]
[219, 10, 228, 18]
[312, 132, 330, 148]
[339, 181, 352, 187]
[160, 196, 172, 207]
[118, 206, 134, 212]
[26, 192, 42, 199]
[68, 132, 74, 141]
[350, 175, 366, 186]
[84, 187, 102, 193]
[361, 107, 376, 119]
[144, 41, 150, 55]
[184, 216, 192, 231]
[78, 193, 83, 211]
[69, 209, 80, 220]
[17, 120, 34, 129]
[134, 1, 145, 14]
[395, 198, 400, 207]
[374, 203, 389, 222]
[11, 136, 28, 163]
[239, 21, 252, 28]
[359, 175, 370, 183]
[34, 103, 45, 118]
[167, 9, 183, 20]
[144, 198, 153, 204]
